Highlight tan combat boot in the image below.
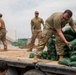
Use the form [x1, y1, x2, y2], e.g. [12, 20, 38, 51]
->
[59, 55, 64, 61]
[33, 55, 39, 63]
[4, 45, 7, 51]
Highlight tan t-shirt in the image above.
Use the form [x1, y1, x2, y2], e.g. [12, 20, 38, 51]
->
[31, 17, 44, 30]
[45, 12, 74, 30]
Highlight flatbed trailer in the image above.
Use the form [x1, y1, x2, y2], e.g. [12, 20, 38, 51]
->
[0, 49, 76, 75]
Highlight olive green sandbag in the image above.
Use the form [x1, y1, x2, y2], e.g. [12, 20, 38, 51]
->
[69, 39, 76, 47]
[46, 36, 58, 60]
[39, 51, 48, 59]
[63, 44, 71, 57]
[63, 28, 75, 36]
[29, 53, 35, 58]
[70, 62, 76, 67]
[64, 34, 75, 42]
[58, 58, 71, 66]
[72, 45, 76, 50]
[47, 37, 55, 51]
[70, 51, 76, 56]
[70, 55, 76, 61]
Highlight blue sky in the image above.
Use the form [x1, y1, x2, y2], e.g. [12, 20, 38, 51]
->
[0, 0, 76, 38]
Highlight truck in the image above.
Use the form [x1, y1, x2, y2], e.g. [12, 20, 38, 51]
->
[0, 48, 76, 75]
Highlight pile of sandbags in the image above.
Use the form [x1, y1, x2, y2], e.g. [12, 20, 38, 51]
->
[58, 27, 76, 66]
[58, 49, 76, 67]
[62, 27, 76, 58]
[70, 51, 76, 67]
[59, 39, 76, 67]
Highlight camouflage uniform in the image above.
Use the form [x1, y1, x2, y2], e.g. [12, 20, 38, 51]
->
[55, 37, 65, 55]
[35, 12, 74, 56]
[28, 17, 44, 50]
[0, 17, 7, 50]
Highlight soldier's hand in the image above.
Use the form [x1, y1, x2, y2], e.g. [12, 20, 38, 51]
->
[65, 41, 71, 49]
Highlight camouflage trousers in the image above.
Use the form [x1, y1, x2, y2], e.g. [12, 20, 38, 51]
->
[35, 23, 55, 56]
[0, 30, 7, 48]
[55, 37, 65, 55]
[28, 30, 42, 49]
[35, 23, 65, 56]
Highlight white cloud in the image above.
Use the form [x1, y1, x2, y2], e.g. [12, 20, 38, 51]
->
[0, 0, 76, 38]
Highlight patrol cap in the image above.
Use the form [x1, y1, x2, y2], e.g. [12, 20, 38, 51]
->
[0, 13, 2, 17]
[35, 11, 39, 14]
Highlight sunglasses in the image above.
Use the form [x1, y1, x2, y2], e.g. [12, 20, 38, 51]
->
[62, 16, 69, 21]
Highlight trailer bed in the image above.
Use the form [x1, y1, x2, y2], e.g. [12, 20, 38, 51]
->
[0, 49, 58, 64]
[0, 49, 76, 75]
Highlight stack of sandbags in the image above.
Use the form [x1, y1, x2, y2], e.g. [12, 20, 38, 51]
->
[64, 39, 76, 58]
[62, 27, 76, 58]
[70, 51, 76, 67]
[57, 26, 76, 66]
[63, 28, 76, 42]
[58, 50, 76, 67]
[59, 39, 76, 67]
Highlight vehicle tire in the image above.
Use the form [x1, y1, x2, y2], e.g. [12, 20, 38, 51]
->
[6, 67, 18, 75]
[23, 69, 45, 75]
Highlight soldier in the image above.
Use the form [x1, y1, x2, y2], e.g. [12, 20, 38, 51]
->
[26, 11, 44, 51]
[33, 9, 76, 61]
[0, 60, 8, 75]
[0, 13, 8, 51]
